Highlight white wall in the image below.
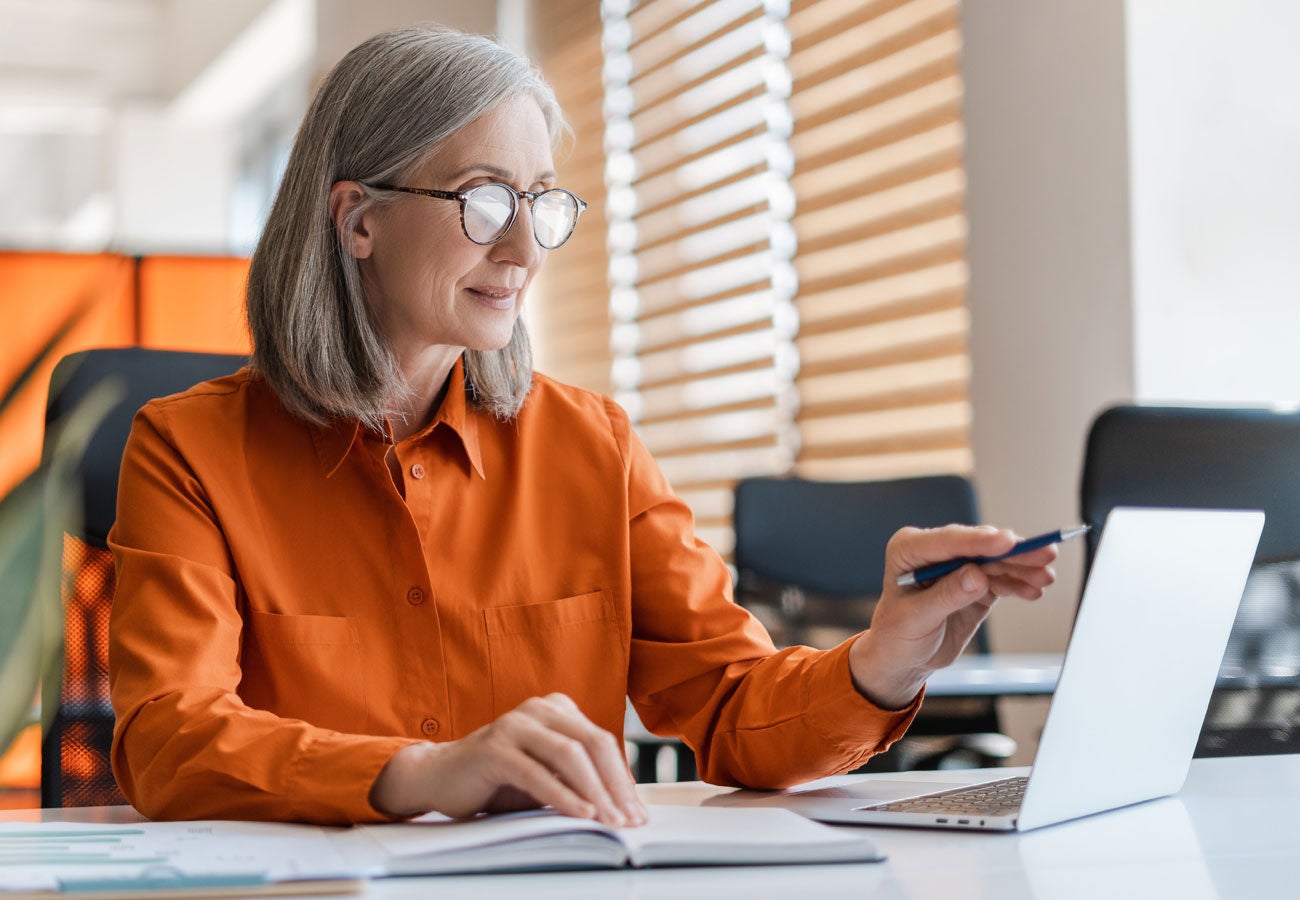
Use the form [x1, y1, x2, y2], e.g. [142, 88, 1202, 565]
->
[965, 0, 1300, 655]
[962, 0, 1300, 763]
[1126, 0, 1300, 405]
[0, 0, 503, 254]
[0, 0, 158, 249]
[314, 0, 498, 72]
[962, 0, 1136, 656]
[113, 108, 235, 253]
[160, 1, 275, 99]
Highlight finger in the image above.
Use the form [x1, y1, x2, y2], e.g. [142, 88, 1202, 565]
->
[888, 525, 1018, 575]
[575, 725, 646, 827]
[542, 697, 646, 826]
[511, 704, 626, 827]
[997, 543, 1059, 568]
[582, 728, 645, 826]
[987, 573, 1046, 599]
[921, 562, 994, 618]
[497, 746, 600, 822]
[536, 695, 646, 825]
[984, 562, 1056, 589]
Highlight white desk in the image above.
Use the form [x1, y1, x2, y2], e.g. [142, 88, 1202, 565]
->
[9, 754, 1298, 899]
[926, 652, 1300, 695]
[924, 652, 1061, 696]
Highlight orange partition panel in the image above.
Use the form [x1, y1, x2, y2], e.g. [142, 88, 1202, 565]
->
[0, 723, 40, 808]
[138, 256, 251, 354]
[0, 252, 135, 500]
[0, 725, 39, 789]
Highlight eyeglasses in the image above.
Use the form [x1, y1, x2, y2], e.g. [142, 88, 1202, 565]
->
[370, 181, 588, 250]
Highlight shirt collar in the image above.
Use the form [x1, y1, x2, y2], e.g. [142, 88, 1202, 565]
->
[412, 356, 485, 480]
[311, 356, 485, 480]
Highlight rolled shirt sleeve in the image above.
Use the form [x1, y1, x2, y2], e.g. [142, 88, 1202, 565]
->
[614, 399, 921, 789]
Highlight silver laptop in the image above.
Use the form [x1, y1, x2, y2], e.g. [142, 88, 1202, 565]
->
[730, 507, 1264, 832]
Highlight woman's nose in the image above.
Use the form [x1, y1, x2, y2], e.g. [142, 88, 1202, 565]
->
[490, 199, 546, 267]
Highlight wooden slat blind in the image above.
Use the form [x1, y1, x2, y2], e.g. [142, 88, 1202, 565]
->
[529, 0, 614, 394]
[527, 0, 973, 552]
[603, 0, 798, 555]
[788, 0, 973, 481]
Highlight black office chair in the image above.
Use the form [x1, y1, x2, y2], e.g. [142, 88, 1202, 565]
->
[41, 347, 247, 807]
[1080, 404, 1300, 757]
[732, 474, 1015, 772]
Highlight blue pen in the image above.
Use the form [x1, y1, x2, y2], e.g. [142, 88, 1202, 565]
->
[895, 524, 1090, 588]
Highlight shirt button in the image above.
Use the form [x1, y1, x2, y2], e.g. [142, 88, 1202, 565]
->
[410, 463, 426, 479]
[406, 586, 425, 606]
[420, 717, 440, 736]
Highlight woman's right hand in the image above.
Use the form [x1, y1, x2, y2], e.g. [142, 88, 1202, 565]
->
[369, 693, 648, 827]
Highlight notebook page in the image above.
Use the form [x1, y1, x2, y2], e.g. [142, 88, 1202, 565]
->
[337, 810, 626, 874]
[616, 805, 883, 867]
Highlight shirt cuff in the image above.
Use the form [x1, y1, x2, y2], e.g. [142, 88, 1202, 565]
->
[801, 637, 925, 756]
[286, 732, 425, 824]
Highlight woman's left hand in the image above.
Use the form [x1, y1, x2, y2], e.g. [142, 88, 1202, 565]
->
[848, 525, 1058, 710]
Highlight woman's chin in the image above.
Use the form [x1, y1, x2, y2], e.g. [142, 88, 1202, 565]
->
[463, 327, 516, 353]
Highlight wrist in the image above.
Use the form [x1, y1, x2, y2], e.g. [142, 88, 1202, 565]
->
[848, 631, 930, 711]
[370, 741, 440, 817]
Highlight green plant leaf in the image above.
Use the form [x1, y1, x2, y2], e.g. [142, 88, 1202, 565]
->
[0, 297, 95, 418]
[0, 376, 123, 758]
[0, 475, 54, 755]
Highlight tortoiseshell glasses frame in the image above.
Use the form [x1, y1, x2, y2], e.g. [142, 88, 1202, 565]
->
[370, 181, 588, 250]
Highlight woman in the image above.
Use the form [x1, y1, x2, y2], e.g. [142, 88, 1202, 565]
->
[108, 25, 1055, 827]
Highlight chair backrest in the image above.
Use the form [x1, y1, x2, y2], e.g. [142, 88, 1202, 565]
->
[732, 473, 984, 647]
[41, 347, 247, 808]
[1079, 404, 1300, 757]
[732, 474, 1003, 767]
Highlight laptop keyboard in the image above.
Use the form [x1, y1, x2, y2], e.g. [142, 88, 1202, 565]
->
[864, 776, 1028, 817]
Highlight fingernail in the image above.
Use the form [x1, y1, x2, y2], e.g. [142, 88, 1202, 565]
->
[960, 568, 980, 592]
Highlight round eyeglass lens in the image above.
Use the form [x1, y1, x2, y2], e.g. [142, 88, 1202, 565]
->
[462, 183, 516, 243]
[533, 190, 579, 249]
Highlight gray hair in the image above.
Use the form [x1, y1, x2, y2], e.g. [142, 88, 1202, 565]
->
[247, 25, 565, 429]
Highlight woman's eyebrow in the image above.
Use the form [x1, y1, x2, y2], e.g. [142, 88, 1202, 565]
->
[449, 163, 559, 183]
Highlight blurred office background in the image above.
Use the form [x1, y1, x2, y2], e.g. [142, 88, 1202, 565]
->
[2, 0, 1298, 802]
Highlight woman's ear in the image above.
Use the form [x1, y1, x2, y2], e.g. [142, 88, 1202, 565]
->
[328, 181, 376, 259]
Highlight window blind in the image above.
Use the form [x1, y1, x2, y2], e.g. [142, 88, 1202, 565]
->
[530, 0, 615, 394]
[602, 0, 797, 554]
[787, 0, 972, 480]
[533, 0, 972, 554]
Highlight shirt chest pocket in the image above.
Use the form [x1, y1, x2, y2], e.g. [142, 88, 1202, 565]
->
[239, 610, 367, 734]
[483, 589, 627, 731]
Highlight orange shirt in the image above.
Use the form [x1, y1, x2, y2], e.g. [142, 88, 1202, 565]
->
[108, 360, 919, 824]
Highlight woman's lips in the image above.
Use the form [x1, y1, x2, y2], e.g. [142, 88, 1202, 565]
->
[466, 287, 519, 310]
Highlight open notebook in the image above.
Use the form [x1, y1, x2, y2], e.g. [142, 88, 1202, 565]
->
[0, 806, 881, 897]
[332, 804, 883, 874]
